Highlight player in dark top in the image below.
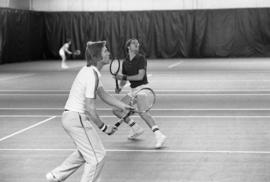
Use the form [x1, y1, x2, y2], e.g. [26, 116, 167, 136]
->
[122, 53, 148, 88]
[113, 38, 166, 149]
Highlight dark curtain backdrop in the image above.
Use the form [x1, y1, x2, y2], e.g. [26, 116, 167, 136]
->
[0, 9, 7, 64]
[1, 8, 270, 63]
[0, 8, 44, 64]
[41, 8, 270, 59]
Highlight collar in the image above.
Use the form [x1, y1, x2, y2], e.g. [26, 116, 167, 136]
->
[128, 53, 137, 61]
[90, 66, 101, 77]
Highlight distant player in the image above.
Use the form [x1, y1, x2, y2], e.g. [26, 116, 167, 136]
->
[113, 38, 167, 148]
[59, 40, 72, 69]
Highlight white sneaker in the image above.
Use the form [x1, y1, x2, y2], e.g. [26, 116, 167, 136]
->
[128, 127, 144, 140]
[155, 134, 167, 149]
[61, 64, 69, 69]
[46, 172, 59, 182]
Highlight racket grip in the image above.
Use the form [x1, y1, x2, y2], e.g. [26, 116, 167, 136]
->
[115, 112, 131, 127]
[115, 121, 121, 127]
[115, 78, 119, 89]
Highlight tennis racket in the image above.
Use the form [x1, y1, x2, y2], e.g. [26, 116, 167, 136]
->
[115, 87, 156, 127]
[73, 50, 81, 55]
[110, 58, 121, 93]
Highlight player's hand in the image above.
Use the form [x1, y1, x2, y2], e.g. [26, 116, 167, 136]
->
[105, 125, 118, 135]
[114, 74, 127, 80]
[115, 87, 122, 94]
[123, 104, 136, 114]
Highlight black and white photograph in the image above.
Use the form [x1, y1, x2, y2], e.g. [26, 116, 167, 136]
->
[1, 0, 270, 181]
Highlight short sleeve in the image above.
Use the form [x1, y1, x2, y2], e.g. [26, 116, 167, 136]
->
[137, 55, 147, 70]
[85, 70, 100, 99]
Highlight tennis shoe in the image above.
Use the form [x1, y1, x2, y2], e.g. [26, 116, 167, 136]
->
[128, 127, 144, 140]
[46, 172, 59, 182]
[155, 134, 167, 149]
[61, 64, 69, 69]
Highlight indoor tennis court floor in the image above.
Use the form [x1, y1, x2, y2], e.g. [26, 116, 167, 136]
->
[1, 58, 270, 182]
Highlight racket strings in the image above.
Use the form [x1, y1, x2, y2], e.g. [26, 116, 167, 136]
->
[134, 89, 155, 112]
[110, 60, 120, 75]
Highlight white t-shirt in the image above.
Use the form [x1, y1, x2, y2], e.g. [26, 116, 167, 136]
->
[65, 66, 103, 113]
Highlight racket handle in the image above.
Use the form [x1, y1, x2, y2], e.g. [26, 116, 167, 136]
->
[115, 121, 121, 127]
[115, 78, 119, 89]
[115, 78, 120, 93]
[114, 111, 132, 127]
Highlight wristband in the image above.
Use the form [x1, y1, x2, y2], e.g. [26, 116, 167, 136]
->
[99, 123, 107, 132]
[122, 75, 127, 80]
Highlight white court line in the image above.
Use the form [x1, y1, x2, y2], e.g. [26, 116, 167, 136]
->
[0, 108, 265, 110]
[1, 115, 270, 118]
[0, 73, 35, 81]
[2, 93, 270, 96]
[2, 89, 270, 92]
[168, 61, 184, 69]
[0, 90, 69, 92]
[68, 65, 84, 69]
[0, 115, 59, 117]
[162, 80, 270, 82]
[0, 116, 56, 142]
[0, 148, 270, 154]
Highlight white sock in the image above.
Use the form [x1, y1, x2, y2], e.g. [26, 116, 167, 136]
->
[128, 119, 141, 130]
[152, 125, 163, 137]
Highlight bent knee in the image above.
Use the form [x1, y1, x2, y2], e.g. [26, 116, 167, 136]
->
[95, 150, 106, 164]
[139, 111, 151, 118]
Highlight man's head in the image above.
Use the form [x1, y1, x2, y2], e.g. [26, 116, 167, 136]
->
[67, 39, 72, 45]
[125, 38, 140, 54]
[85, 41, 110, 66]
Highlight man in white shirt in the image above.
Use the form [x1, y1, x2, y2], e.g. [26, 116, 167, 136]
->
[114, 38, 166, 149]
[46, 41, 133, 182]
[59, 40, 72, 69]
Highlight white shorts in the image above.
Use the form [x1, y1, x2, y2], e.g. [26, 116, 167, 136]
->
[128, 84, 149, 97]
[59, 49, 65, 57]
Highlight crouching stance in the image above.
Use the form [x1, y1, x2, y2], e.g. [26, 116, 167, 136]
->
[46, 41, 132, 182]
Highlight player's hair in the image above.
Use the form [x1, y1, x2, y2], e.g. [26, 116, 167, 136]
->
[66, 38, 71, 44]
[85, 41, 106, 66]
[125, 38, 138, 53]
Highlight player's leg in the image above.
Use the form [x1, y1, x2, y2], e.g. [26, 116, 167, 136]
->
[46, 112, 86, 182]
[74, 113, 106, 182]
[112, 94, 144, 139]
[81, 156, 105, 182]
[46, 111, 106, 182]
[137, 94, 167, 148]
[46, 150, 85, 182]
[60, 51, 68, 69]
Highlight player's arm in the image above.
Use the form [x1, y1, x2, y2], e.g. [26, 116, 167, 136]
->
[116, 69, 145, 81]
[85, 98, 103, 128]
[85, 71, 117, 135]
[64, 44, 72, 54]
[97, 87, 132, 111]
[85, 98, 117, 135]
[65, 49, 72, 55]
[125, 69, 145, 81]
[119, 79, 127, 87]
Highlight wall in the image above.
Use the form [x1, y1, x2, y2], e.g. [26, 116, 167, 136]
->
[31, 0, 270, 11]
[0, 0, 30, 9]
[0, 0, 9, 8]
[9, 0, 30, 10]
[1, 0, 270, 11]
